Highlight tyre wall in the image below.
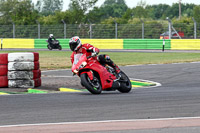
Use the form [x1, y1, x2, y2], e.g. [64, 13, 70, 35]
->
[0, 52, 41, 88]
[0, 53, 8, 87]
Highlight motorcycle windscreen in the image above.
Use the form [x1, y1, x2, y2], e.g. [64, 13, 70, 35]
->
[73, 53, 83, 65]
[72, 53, 87, 71]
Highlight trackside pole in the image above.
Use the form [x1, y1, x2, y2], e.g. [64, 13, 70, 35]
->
[162, 37, 165, 52]
[1, 39, 2, 50]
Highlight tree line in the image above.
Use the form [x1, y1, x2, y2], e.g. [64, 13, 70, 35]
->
[0, 0, 199, 25]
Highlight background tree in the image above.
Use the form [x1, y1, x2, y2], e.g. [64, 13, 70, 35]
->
[193, 5, 200, 22]
[132, 0, 148, 18]
[35, 0, 63, 16]
[99, 0, 128, 19]
[68, 0, 98, 23]
[146, 4, 170, 19]
[0, 0, 38, 25]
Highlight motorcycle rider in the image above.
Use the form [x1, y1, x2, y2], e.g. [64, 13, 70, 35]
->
[48, 34, 56, 47]
[69, 36, 121, 76]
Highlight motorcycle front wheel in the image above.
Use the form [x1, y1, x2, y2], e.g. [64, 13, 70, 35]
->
[47, 45, 52, 50]
[58, 45, 62, 50]
[80, 73, 102, 94]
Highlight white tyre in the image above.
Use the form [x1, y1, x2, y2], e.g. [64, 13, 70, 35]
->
[0, 65, 8, 76]
[8, 80, 34, 88]
[0, 76, 8, 87]
[8, 70, 41, 80]
[8, 61, 40, 71]
[8, 52, 39, 62]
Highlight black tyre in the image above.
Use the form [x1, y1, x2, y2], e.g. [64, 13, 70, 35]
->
[47, 45, 52, 50]
[80, 73, 102, 94]
[117, 71, 132, 93]
[58, 45, 62, 50]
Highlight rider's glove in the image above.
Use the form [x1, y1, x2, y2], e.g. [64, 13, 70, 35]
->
[87, 47, 99, 57]
[92, 52, 98, 57]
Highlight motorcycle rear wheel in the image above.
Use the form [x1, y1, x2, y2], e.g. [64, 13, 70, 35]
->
[117, 71, 132, 93]
[80, 73, 102, 94]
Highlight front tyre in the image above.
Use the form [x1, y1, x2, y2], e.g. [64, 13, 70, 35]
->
[47, 45, 52, 50]
[117, 71, 132, 93]
[58, 45, 62, 50]
[80, 73, 102, 94]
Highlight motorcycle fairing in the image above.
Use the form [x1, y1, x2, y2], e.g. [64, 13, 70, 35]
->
[72, 53, 118, 90]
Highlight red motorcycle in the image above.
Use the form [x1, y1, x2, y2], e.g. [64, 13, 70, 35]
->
[71, 54, 132, 94]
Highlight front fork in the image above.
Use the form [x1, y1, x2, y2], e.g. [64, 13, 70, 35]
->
[81, 70, 94, 81]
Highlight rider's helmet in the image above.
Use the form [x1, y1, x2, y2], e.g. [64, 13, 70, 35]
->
[49, 34, 54, 38]
[69, 36, 82, 51]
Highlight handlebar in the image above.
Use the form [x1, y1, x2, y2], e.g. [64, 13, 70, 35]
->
[87, 56, 93, 59]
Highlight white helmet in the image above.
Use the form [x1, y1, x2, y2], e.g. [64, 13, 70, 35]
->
[49, 34, 53, 38]
[69, 36, 82, 51]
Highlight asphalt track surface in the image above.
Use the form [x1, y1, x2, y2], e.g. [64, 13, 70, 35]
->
[1, 50, 200, 132]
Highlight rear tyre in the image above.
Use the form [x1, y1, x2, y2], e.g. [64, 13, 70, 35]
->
[117, 71, 132, 93]
[80, 73, 102, 94]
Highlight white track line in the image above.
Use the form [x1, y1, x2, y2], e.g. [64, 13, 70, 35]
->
[1, 116, 200, 128]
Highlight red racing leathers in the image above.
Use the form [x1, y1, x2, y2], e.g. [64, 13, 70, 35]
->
[70, 43, 99, 64]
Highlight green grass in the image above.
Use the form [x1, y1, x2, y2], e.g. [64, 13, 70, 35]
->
[1, 50, 200, 70]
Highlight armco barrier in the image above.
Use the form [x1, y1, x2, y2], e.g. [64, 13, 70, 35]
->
[2, 38, 200, 50]
[34, 39, 70, 49]
[123, 39, 171, 50]
[81, 39, 123, 49]
[3, 39, 34, 48]
[171, 39, 200, 50]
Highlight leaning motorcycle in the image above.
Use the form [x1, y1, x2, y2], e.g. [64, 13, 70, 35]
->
[46, 40, 62, 50]
[71, 54, 132, 94]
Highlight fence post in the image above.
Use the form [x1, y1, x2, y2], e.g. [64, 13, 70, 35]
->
[88, 20, 92, 39]
[140, 18, 144, 39]
[36, 20, 40, 39]
[62, 20, 66, 39]
[192, 17, 197, 39]
[114, 20, 118, 39]
[166, 17, 172, 39]
[12, 22, 15, 38]
[1, 39, 2, 50]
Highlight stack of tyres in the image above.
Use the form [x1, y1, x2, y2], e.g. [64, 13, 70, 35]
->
[7, 52, 41, 88]
[0, 53, 8, 87]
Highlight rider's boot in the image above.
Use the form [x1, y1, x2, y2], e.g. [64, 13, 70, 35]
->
[114, 64, 122, 79]
[107, 60, 121, 79]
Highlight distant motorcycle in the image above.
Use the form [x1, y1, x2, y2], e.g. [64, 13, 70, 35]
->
[71, 54, 132, 94]
[47, 40, 62, 50]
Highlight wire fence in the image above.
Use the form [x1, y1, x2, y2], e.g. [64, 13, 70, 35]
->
[0, 22, 199, 39]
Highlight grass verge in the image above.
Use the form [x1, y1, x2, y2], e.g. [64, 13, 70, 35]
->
[1, 50, 200, 70]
